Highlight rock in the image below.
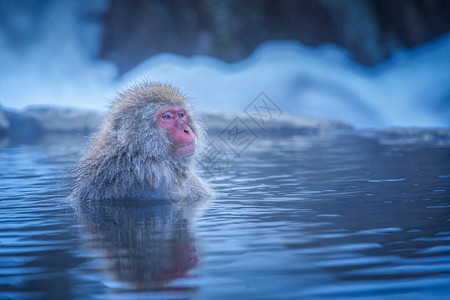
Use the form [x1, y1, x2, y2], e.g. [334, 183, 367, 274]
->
[1, 104, 352, 140]
[362, 128, 450, 146]
[22, 106, 102, 134]
[3, 105, 450, 146]
[2, 109, 43, 140]
[0, 105, 102, 141]
[0, 107, 10, 136]
[203, 111, 353, 135]
[19, 105, 353, 136]
[99, 0, 450, 73]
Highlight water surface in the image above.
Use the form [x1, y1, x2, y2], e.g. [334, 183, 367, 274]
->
[0, 133, 449, 299]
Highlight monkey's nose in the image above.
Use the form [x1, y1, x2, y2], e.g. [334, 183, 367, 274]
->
[184, 128, 190, 134]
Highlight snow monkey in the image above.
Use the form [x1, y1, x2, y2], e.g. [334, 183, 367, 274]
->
[70, 82, 213, 201]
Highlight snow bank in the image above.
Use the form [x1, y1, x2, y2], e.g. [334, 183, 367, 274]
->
[120, 35, 450, 128]
[0, 1, 448, 128]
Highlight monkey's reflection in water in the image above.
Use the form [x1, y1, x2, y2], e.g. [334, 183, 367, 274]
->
[76, 197, 207, 293]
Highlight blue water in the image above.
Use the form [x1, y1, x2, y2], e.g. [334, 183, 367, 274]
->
[1, 133, 449, 299]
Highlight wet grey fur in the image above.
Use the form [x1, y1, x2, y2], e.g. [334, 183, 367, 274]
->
[70, 82, 213, 202]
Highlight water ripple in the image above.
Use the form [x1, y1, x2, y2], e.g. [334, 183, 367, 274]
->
[0, 134, 449, 299]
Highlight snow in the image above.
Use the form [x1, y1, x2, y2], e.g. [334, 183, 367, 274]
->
[120, 36, 450, 128]
[0, 1, 449, 128]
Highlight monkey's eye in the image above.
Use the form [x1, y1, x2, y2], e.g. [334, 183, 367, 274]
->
[162, 113, 172, 119]
[178, 112, 185, 118]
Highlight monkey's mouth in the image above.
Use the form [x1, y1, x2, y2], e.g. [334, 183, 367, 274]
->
[176, 143, 196, 156]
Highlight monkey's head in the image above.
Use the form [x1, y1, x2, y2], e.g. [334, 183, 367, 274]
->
[102, 82, 203, 163]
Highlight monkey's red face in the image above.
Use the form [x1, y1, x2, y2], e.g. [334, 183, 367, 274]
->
[157, 106, 196, 156]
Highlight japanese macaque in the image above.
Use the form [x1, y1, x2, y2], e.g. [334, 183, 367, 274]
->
[70, 82, 213, 201]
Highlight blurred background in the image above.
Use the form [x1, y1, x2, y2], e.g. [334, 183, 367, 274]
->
[0, 0, 449, 128]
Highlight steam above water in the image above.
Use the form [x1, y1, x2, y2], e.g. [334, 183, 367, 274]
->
[0, 1, 449, 128]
